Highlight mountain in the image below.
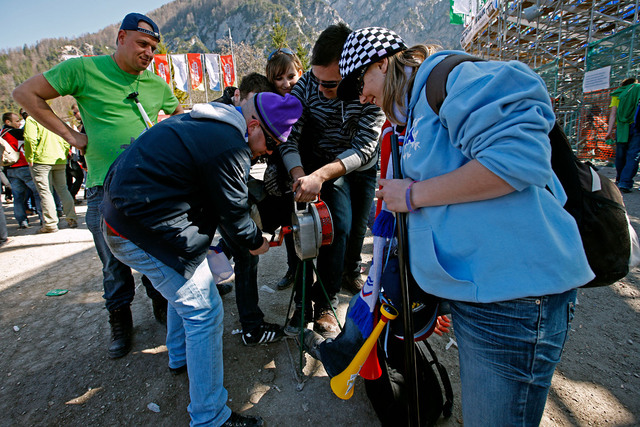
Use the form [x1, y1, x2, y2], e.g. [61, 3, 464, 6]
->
[0, 0, 462, 111]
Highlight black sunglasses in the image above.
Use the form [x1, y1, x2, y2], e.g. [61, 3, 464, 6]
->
[252, 117, 279, 151]
[310, 70, 341, 89]
[268, 47, 294, 60]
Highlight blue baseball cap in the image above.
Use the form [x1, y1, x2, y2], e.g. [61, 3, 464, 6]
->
[120, 13, 160, 41]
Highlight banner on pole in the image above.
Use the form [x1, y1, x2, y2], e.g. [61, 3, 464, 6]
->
[220, 54, 236, 88]
[204, 54, 221, 91]
[154, 54, 171, 85]
[187, 53, 204, 91]
[171, 54, 189, 92]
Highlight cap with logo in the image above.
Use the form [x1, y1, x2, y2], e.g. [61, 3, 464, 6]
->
[120, 12, 160, 41]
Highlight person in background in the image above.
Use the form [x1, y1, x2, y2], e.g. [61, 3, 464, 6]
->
[102, 92, 301, 426]
[265, 48, 304, 291]
[2, 112, 42, 228]
[605, 77, 639, 192]
[337, 27, 594, 425]
[23, 115, 78, 233]
[66, 105, 85, 203]
[12, 12, 183, 359]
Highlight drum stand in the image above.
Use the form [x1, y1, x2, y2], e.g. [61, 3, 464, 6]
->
[284, 258, 343, 378]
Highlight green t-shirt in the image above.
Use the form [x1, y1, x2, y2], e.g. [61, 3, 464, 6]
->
[23, 116, 69, 165]
[44, 55, 179, 187]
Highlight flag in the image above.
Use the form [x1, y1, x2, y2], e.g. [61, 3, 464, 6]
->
[171, 54, 189, 92]
[220, 54, 236, 88]
[154, 54, 171, 85]
[204, 53, 221, 91]
[450, 0, 465, 25]
[187, 53, 204, 91]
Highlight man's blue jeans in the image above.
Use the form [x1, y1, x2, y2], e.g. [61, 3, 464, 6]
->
[86, 186, 161, 311]
[104, 232, 231, 426]
[6, 166, 41, 225]
[449, 288, 577, 426]
[615, 125, 640, 190]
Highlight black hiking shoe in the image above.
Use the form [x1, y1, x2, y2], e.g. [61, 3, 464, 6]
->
[276, 268, 295, 291]
[221, 412, 264, 427]
[108, 305, 133, 359]
[284, 305, 313, 336]
[242, 322, 284, 346]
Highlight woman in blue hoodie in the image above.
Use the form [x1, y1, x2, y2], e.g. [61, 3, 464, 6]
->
[337, 28, 594, 426]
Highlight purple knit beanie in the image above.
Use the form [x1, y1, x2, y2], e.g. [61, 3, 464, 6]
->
[253, 92, 302, 143]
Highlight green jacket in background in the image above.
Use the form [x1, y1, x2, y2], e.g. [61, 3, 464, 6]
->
[615, 83, 640, 143]
[23, 116, 70, 165]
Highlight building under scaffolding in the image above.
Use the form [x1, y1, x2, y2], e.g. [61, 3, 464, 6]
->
[456, 0, 639, 160]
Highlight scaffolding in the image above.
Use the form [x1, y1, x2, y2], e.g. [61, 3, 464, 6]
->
[457, 0, 639, 160]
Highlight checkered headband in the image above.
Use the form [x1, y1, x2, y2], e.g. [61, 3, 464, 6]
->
[338, 27, 407, 100]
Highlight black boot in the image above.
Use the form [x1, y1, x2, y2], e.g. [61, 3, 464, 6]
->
[151, 296, 168, 325]
[108, 305, 133, 359]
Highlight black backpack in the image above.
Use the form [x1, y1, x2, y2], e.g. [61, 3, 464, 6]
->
[365, 326, 453, 427]
[425, 54, 632, 288]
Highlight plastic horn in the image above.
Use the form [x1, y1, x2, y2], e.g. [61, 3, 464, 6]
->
[330, 303, 398, 400]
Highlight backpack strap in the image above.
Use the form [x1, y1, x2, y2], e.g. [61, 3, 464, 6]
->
[425, 54, 485, 116]
[418, 340, 454, 418]
[423, 341, 454, 417]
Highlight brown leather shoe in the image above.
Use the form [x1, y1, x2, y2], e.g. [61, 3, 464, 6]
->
[314, 308, 339, 338]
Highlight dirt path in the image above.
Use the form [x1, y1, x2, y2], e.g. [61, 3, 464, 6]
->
[1, 164, 638, 426]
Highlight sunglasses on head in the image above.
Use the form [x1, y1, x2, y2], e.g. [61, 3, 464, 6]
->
[310, 70, 341, 89]
[268, 47, 295, 61]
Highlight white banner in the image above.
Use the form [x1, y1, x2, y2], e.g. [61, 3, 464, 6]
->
[170, 54, 189, 92]
[583, 66, 611, 93]
[204, 54, 221, 91]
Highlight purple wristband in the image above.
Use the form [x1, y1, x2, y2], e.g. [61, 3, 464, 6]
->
[406, 180, 419, 213]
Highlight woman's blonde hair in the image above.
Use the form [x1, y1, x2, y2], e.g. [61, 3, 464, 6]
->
[382, 44, 441, 125]
[265, 50, 304, 84]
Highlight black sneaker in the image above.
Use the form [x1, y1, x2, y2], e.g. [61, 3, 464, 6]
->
[284, 305, 313, 336]
[217, 282, 233, 296]
[221, 412, 264, 427]
[169, 364, 187, 376]
[242, 322, 284, 346]
[276, 268, 296, 291]
[342, 273, 364, 295]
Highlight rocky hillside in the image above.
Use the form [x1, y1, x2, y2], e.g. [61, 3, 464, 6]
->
[0, 0, 462, 111]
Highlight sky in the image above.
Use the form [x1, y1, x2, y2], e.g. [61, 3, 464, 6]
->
[0, 0, 174, 50]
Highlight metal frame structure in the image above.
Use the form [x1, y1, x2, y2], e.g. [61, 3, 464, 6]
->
[457, 0, 638, 151]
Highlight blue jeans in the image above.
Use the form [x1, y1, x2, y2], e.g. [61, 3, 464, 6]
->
[312, 166, 377, 308]
[217, 227, 264, 332]
[86, 186, 161, 311]
[615, 125, 640, 189]
[449, 288, 577, 426]
[6, 166, 42, 225]
[0, 199, 8, 243]
[104, 232, 231, 426]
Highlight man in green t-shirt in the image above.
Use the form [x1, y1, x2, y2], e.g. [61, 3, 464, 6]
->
[13, 12, 184, 359]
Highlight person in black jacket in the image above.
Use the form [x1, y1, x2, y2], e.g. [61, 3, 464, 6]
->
[100, 92, 302, 427]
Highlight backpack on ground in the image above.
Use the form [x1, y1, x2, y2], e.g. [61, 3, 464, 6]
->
[0, 129, 20, 167]
[424, 54, 638, 287]
[364, 326, 453, 427]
